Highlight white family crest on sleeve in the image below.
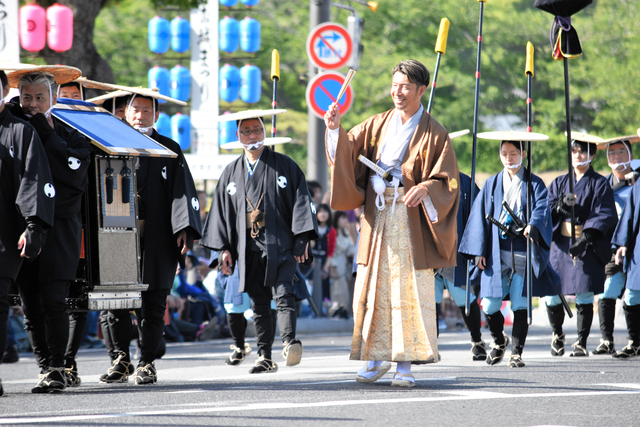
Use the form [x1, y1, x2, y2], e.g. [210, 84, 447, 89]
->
[227, 182, 237, 196]
[310, 202, 316, 214]
[191, 197, 200, 211]
[277, 176, 288, 189]
[44, 183, 56, 198]
[162, 166, 167, 180]
[68, 157, 81, 170]
[9, 145, 14, 158]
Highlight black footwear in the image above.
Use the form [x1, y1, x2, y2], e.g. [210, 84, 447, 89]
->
[100, 352, 133, 383]
[249, 356, 278, 374]
[2, 345, 19, 364]
[612, 341, 640, 359]
[282, 340, 303, 366]
[32, 367, 66, 393]
[0, 379, 3, 397]
[225, 344, 251, 366]
[617, 303, 640, 360]
[592, 339, 616, 355]
[575, 303, 594, 351]
[551, 333, 565, 356]
[471, 341, 487, 361]
[508, 354, 525, 368]
[597, 298, 616, 348]
[65, 365, 81, 387]
[486, 333, 510, 365]
[134, 362, 157, 385]
[569, 340, 589, 357]
[546, 303, 565, 352]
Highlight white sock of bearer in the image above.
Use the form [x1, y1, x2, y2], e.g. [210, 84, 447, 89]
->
[357, 360, 384, 378]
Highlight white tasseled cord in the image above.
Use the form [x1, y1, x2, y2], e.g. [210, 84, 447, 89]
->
[372, 174, 386, 211]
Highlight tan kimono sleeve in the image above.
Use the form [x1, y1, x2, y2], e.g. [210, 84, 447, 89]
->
[325, 111, 393, 211]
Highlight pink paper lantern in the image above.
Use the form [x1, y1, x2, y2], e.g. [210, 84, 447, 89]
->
[19, 3, 46, 52]
[47, 3, 73, 52]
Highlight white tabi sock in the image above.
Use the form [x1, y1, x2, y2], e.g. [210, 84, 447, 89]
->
[396, 361, 411, 375]
[394, 362, 414, 383]
[357, 360, 383, 378]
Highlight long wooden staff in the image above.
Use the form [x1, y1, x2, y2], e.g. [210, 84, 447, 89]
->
[525, 42, 534, 325]
[465, 0, 487, 316]
[426, 18, 449, 114]
[271, 49, 280, 138]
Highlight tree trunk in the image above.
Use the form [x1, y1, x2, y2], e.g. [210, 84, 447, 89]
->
[38, 0, 113, 97]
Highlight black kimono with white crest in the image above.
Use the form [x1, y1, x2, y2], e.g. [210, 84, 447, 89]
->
[201, 148, 318, 292]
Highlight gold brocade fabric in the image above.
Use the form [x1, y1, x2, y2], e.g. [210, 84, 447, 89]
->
[350, 187, 438, 362]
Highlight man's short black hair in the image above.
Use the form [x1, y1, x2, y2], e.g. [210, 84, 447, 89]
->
[392, 60, 430, 88]
[103, 96, 128, 111]
[125, 94, 159, 110]
[0, 71, 7, 89]
[307, 180, 322, 195]
[572, 140, 597, 156]
[609, 140, 632, 152]
[501, 140, 523, 154]
[60, 81, 81, 89]
[236, 117, 264, 127]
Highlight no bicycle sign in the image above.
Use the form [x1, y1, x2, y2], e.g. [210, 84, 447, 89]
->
[306, 23, 353, 70]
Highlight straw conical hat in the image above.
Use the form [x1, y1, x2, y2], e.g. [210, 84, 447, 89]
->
[477, 130, 549, 141]
[596, 134, 640, 150]
[7, 65, 82, 88]
[565, 131, 603, 144]
[220, 137, 292, 150]
[217, 109, 287, 122]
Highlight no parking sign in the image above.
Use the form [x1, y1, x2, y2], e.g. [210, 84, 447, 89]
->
[306, 71, 354, 119]
[306, 23, 353, 70]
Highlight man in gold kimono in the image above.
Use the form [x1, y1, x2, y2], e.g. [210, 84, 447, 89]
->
[324, 60, 460, 387]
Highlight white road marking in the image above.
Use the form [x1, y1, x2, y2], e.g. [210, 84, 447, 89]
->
[1, 387, 638, 424]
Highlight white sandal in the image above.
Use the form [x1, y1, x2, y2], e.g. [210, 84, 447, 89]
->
[355, 361, 392, 383]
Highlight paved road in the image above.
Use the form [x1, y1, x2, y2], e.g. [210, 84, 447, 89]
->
[1, 323, 639, 426]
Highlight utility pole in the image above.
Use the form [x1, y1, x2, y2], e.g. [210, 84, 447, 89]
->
[308, 0, 331, 316]
[307, 0, 331, 191]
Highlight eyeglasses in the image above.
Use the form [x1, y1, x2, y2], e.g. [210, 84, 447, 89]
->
[239, 128, 264, 136]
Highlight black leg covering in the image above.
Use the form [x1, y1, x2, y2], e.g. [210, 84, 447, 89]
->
[227, 313, 247, 349]
[511, 310, 529, 355]
[460, 299, 483, 343]
[271, 309, 278, 343]
[623, 303, 640, 346]
[598, 298, 616, 342]
[99, 310, 132, 362]
[546, 303, 565, 336]
[65, 311, 87, 368]
[576, 303, 594, 348]
[484, 310, 505, 345]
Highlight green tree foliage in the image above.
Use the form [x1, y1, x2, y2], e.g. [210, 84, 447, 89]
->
[90, 0, 640, 173]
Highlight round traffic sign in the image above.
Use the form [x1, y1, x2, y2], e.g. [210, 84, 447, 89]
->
[306, 71, 354, 119]
[306, 23, 353, 70]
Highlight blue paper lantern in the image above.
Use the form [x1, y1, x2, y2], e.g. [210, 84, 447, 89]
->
[219, 0, 238, 6]
[240, 17, 260, 53]
[240, 0, 260, 7]
[148, 66, 170, 104]
[170, 65, 191, 102]
[170, 16, 190, 53]
[219, 114, 238, 146]
[155, 112, 171, 138]
[219, 16, 239, 53]
[240, 64, 261, 104]
[148, 16, 170, 54]
[219, 64, 240, 103]
[171, 113, 191, 151]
